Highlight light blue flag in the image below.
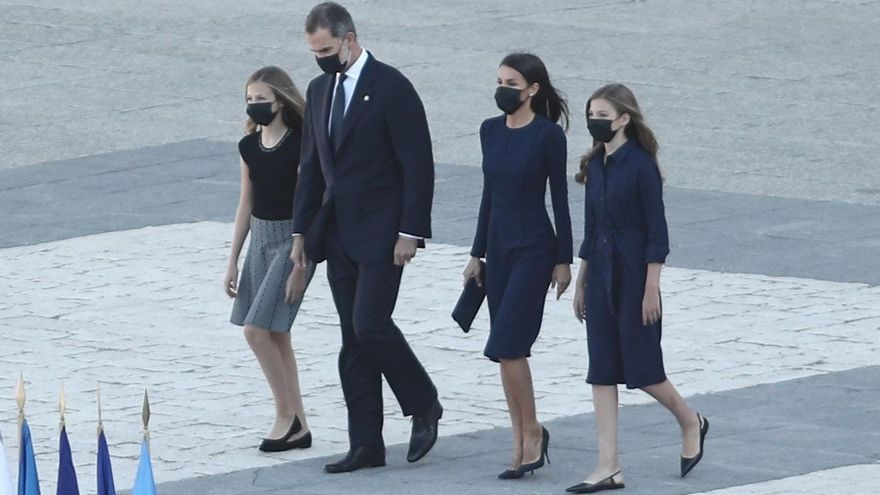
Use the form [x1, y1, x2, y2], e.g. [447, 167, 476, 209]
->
[17, 419, 41, 495]
[130, 438, 155, 495]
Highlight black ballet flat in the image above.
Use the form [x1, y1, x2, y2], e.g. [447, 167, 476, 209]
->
[259, 416, 309, 452]
[565, 471, 625, 493]
[680, 414, 709, 478]
[497, 468, 524, 480]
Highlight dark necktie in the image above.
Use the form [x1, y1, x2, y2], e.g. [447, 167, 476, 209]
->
[330, 73, 348, 149]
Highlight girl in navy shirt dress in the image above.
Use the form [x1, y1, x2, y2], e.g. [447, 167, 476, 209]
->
[566, 84, 709, 493]
[464, 53, 573, 480]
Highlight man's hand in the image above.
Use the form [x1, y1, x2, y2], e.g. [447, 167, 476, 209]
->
[284, 264, 308, 304]
[394, 235, 418, 266]
[290, 235, 309, 268]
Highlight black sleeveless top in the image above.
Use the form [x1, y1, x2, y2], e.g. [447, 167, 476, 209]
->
[238, 129, 301, 220]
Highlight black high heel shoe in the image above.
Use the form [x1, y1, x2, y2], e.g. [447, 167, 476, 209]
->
[680, 414, 709, 477]
[516, 426, 550, 475]
[497, 468, 524, 480]
[259, 416, 312, 452]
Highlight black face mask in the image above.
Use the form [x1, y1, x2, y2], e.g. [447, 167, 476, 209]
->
[587, 118, 618, 143]
[316, 39, 350, 74]
[495, 86, 526, 115]
[247, 102, 276, 126]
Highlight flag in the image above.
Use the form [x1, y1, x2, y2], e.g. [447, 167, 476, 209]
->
[96, 431, 116, 495]
[55, 427, 78, 495]
[17, 419, 40, 495]
[130, 438, 155, 495]
[0, 429, 14, 495]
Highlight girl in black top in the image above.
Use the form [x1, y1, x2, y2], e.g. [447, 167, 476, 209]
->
[225, 66, 315, 452]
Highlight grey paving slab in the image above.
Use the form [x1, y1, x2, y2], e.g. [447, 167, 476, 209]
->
[2, 0, 880, 207]
[5, 140, 880, 286]
[146, 366, 880, 495]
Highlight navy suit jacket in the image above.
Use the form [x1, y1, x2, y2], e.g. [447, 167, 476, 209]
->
[293, 54, 434, 265]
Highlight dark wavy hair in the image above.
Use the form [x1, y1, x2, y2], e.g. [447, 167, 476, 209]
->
[575, 83, 662, 184]
[499, 52, 569, 131]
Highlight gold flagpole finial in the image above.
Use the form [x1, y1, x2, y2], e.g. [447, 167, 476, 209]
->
[97, 383, 104, 436]
[142, 389, 151, 448]
[15, 373, 26, 420]
[59, 381, 67, 430]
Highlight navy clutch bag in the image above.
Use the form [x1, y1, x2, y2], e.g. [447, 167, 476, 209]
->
[452, 261, 486, 333]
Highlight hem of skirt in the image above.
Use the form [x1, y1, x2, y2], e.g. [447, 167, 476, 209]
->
[586, 374, 667, 390]
[484, 351, 532, 363]
[230, 317, 293, 333]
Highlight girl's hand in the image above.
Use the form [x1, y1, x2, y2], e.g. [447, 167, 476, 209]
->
[462, 257, 483, 287]
[285, 264, 308, 304]
[642, 284, 662, 326]
[224, 264, 238, 298]
[573, 281, 586, 323]
[550, 263, 571, 300]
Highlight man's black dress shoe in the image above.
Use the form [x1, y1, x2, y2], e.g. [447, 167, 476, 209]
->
[324, 446, 386, 474]
[407, 399, 443, 462]
[680, 414, 709, 478]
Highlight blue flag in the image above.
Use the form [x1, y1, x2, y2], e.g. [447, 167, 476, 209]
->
[56, 427, 79, 495]
[17, 419, 41, 495]
[96, 431, 116, 495]
[130, 438, 155, 495]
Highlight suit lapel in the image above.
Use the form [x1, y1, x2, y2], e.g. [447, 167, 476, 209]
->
[334, 55, 378, 152]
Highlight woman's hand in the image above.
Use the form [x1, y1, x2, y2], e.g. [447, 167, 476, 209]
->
[642, 284, 662, 326]
[462, 257, 483, 287]
[285, 264, 308, 304]
[642, 262, 663, 326]
[550, 263, 571, 300]
[224, 263, 238, 298]
[573, 260, 588, 322]
[573, 282, 586, 322]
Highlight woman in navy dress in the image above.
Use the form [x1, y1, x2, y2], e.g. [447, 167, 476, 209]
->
[463, 53, 573, 480]
[566, 84, 709, 494]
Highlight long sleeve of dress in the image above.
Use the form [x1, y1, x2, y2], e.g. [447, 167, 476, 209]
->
[638, 159, 670, 263]
[547, 126, 573, 264]
[471, 121, 492, 258]
[577, 176, 595, 261]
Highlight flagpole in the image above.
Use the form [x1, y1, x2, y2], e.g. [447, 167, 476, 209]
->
[97, 383, 104, 437]
[59, 381, 67, 431]
[15, 373, 25, 445]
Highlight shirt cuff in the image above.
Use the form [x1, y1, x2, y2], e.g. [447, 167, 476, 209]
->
[399, 232, 423, 240]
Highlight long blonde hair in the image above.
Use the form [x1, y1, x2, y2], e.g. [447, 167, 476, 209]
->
[245, 66, 305, 135]
[575, 83, 663, 184]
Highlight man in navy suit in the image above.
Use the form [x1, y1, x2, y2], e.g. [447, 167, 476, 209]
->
[289, 1, 443, 474]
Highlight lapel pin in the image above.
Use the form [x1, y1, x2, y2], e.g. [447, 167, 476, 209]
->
[363, 95, 370, 102]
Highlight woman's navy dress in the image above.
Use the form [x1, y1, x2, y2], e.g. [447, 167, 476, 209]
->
[471, 115, 573, 362]
[579, 139, 670, 388]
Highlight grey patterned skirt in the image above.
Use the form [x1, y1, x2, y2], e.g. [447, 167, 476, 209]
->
[231, 216, 315, 332]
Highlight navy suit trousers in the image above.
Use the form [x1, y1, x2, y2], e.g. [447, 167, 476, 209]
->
[325, 223, 437, 448]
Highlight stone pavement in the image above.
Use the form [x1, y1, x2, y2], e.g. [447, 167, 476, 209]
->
[1, 224, 879, 493]
[2, 0, 880, 494]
